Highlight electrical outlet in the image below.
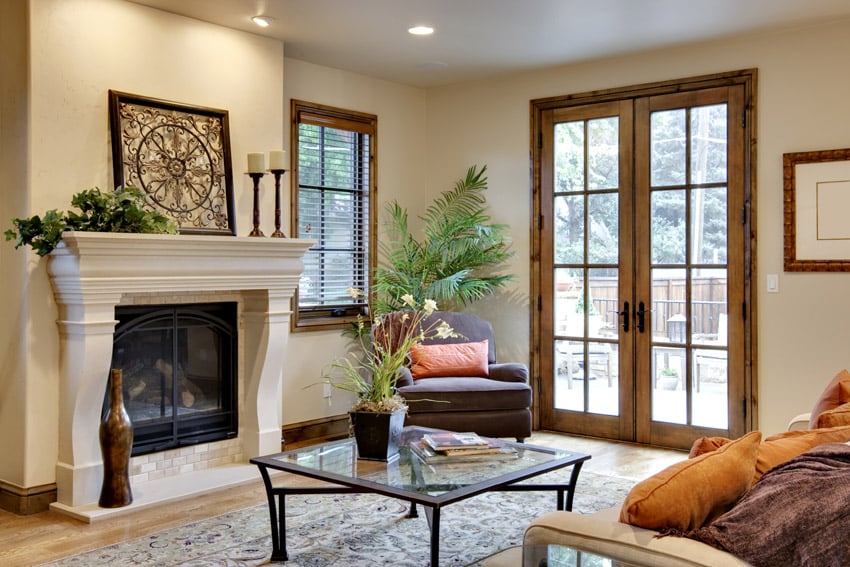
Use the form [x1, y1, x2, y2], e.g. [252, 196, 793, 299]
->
[323, 383, 332, 398]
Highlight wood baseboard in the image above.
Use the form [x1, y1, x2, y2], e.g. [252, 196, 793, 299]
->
[0, 481, 57, 515]
[282, 415, 349, 449]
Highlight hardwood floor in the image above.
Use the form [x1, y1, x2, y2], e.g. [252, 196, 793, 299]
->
[0, 431, 685, 566]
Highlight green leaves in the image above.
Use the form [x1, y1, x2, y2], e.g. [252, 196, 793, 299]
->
[374, 164, 514, 314]
[5, 186, 178, 256]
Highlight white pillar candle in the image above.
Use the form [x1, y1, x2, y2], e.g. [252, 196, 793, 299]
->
[269, 150, 288, 170]
[247, 152, 265, 173]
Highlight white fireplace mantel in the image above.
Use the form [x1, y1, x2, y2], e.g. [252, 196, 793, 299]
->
[46, 231, 313, 517]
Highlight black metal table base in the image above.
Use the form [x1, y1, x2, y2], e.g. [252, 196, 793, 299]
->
[255, 461, 585, 565]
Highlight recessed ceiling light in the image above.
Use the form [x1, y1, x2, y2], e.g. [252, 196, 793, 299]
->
[408, 26, 434, 36]
[252, 15, 273, 28]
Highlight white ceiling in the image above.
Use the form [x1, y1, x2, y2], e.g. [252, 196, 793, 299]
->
[130, 0, 850, 88]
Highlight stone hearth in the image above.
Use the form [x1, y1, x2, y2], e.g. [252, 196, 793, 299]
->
[46, 232, 313, 521]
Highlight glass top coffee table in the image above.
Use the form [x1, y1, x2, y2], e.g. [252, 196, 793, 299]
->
[250, 426, 590, 566]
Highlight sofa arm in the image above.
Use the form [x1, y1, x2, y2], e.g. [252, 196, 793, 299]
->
[524, 508, 751, 567]
[787, 412, 811, 431]
[396, 367, 414, 388]
[487, 362, 529, 383]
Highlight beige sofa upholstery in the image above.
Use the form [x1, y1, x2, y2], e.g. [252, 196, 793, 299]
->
[522, 507, 751, 566]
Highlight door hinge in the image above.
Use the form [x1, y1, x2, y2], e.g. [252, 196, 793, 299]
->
[538, 214, 544, 230]
[537, 377, 542, 396]
[537, 295, 542, 311]
[741, 206, 746, 225]
[741, 301, 746, 320]
[538, 131, 543, 149]
[742, 398, 747, 419]
[741, 109, 746, 129]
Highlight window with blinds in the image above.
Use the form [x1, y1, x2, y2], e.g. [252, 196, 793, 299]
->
[291, 100, 377, 330]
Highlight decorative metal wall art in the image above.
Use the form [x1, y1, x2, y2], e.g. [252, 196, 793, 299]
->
[108, 91, 236, 235]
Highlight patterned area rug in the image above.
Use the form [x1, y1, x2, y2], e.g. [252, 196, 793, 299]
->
[41, 471, 634, 566]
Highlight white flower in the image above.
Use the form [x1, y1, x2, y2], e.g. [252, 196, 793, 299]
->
[347, 287, 364, 299]
[423, 299, 438, 315]
[434, 321, 454, 339]
[401, 294, 416, 308]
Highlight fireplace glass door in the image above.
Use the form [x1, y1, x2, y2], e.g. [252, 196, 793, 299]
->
[109, 303, 238, 456]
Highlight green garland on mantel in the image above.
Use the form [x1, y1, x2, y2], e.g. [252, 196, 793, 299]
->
[5, 186, 178, 256]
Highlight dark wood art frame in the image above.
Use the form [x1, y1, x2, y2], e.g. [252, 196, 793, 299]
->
[784, 147, 850, 271]
[109, 90, 236, 235]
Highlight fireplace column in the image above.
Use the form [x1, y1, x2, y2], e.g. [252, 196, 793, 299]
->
[53, 293, 122, 508]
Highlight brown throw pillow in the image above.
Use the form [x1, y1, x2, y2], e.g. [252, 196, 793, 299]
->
[619, 431, 761, 531]
[409, 340, 489, 379]
[808, 369, 850, 429]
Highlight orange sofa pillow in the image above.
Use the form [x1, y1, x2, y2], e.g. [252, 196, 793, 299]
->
[689, 424, 850, 482]
[755, 424, 850, 480]
[815, 401, 850, 429]
[619, 431, 761, 532]
[409, 340, 489, 379]
[808, 369, 850, 429]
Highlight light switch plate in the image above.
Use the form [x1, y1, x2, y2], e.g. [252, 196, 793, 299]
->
[766, 274, 779, 293]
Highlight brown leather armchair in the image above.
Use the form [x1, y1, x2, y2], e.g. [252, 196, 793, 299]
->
[394, 311, 532, 441]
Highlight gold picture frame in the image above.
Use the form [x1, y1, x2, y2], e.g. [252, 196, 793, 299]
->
[109, 90, 236, 235]
[783, 147, 850, 271]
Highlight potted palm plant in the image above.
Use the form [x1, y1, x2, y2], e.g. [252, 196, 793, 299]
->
[373, 164, 514, 315]
[321, 291, 456, 460]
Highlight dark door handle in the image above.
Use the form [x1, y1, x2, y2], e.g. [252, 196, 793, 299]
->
[636, 301, 650, 333]
[618, 301, 630, 332]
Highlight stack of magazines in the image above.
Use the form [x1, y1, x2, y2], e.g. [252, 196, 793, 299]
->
[410, 431, 519, 463]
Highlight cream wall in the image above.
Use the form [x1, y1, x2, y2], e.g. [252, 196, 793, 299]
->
[0, 0, 284, 489]
[425, 18, 850, 436]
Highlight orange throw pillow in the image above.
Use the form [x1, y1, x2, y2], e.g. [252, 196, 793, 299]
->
[688, 436, 731, 458]
[619, 431, 761, 531]
[808, 369, 850, 429]
[815, 401, 850, 429]
[755, 424, 850, 480]
[409, 340, 489, 379]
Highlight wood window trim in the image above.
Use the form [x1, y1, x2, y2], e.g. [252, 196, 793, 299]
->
[290, 99, 377, 332]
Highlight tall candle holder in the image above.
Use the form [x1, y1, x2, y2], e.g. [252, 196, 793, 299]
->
[248, 172, 265, 237]
[269, 169, 288, 238]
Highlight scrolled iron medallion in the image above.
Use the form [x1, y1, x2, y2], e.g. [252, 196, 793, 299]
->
[109, 91, 235, 235]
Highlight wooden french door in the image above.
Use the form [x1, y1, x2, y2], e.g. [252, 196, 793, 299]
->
[533, 72, 755, 449]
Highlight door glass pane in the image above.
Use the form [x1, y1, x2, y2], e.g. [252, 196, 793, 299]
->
[587, 117, 619, 190]
[692, 187, 727, 265]
[555, 121, 585, 192]
[587, 341, 617, 415]
[588, 268, 617, 340]
[554, 195, 584, 264]
[651, 268, 685, 344]
[690, 104, 727, 184]
[650, 109, 686, 187]
[651, 189, 686, 264]
[555, 340, 584, 411]
[693, 348, 728, 429]
[652, 346, 687, 424]
[588, 192, 618, 264]
[555, 268, 584, 337]
[692, 269, 726, 346]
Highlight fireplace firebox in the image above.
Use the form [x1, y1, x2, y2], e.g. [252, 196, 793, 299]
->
[108, 302, 238, 456]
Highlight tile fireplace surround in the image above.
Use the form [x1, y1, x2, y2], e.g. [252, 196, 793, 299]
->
[46, 232, 313, 521]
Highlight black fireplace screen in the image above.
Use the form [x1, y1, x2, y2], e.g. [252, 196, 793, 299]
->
[108, 302, 238, 456]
